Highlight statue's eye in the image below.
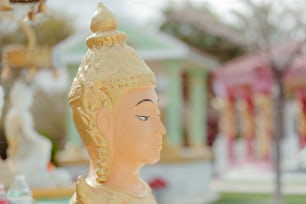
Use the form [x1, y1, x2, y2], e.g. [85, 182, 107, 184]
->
[136, 115, 149, 121]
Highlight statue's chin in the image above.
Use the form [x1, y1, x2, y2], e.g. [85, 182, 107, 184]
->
[146, 153, 161, 165]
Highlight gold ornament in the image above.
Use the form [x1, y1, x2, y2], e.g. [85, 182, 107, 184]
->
[0, 0, 12, 11]
[68, 2, 156, 184]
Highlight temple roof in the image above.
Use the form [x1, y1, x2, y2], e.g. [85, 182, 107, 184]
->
[54, 22, 188, 65]
[213, 43, 306, 95]
[54, 21, 218, 71]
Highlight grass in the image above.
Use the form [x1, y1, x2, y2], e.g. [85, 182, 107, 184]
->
[212, 193, 306, 204]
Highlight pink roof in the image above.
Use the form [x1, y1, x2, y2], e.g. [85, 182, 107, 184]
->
[213, 43, 306, 96]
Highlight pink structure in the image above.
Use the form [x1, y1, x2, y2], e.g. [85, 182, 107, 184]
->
[213, 49, 306, 166]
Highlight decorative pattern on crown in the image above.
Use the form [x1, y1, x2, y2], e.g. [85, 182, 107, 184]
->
[97, 73, 157, 91]
[86, 2, 126, 49]
[86, 31, 126, 49]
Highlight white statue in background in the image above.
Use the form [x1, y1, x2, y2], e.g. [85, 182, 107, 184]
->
[4, 80, 71, 188]
[0, 86, 3, 117]
[5, 81, 51, 183]
[0, 86, 15, 187]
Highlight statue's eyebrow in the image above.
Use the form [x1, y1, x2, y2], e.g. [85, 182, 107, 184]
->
[136, 99, 153, 106]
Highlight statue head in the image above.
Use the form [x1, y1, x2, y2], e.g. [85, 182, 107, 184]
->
[68, 3, 165, 184]
[10, 80, 33, 109]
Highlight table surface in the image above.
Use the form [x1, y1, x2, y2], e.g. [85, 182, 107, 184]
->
[36, 198, 71, 204]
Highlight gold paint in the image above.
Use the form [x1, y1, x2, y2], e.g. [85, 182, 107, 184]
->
[90, 3, 117, 33]
[32, 186, 75, 199]
[68, 3, 157, 203]
[86, 32, 126, 49]
[70, 176, 157, 204]
[0, 13, 57, 81]
[254, 94, 274, 159]
[0, 0, 12, 11]
[68, 4, 160, 204]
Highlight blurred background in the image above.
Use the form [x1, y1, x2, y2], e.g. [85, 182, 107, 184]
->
[1, 0, 306, 203]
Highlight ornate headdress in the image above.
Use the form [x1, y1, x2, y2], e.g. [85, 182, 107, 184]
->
[68, 3, 156, 183]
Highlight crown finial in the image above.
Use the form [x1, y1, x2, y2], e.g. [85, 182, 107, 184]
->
[90, 3, 117, 33]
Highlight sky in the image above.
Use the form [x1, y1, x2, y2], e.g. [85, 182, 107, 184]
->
[47, 0, 243, 30]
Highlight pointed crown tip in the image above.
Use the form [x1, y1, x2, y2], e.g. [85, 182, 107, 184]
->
[90, 2, 117, 33]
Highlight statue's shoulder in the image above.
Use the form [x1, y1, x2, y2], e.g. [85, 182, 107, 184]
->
[71, 176, 125, 204]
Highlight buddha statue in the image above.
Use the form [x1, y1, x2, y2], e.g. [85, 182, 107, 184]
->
[5, 80, 52, 172]
[0, 86, 14, 186]
[68, 3, 166, 204]
[0, 86, 3, 117]
[4, 80, 71, 188]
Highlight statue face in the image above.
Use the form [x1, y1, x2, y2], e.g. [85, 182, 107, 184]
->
[110, 86, 166, 166]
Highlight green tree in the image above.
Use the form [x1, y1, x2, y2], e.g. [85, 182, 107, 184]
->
[160, 3, 247, 62]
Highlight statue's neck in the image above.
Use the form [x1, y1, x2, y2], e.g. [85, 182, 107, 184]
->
[88, 158, 147, 198]
[86, 144, 147, 198]
[107, 162, 145, 194]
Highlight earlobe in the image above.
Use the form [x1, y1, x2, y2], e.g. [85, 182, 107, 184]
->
[96, 108, 111, 134]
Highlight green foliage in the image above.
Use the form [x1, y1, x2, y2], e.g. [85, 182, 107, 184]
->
[160, 5, 246, 62]
[213, 193, 306, 204]
[160, 21, 245, 62]
[39, 131, 59, 166]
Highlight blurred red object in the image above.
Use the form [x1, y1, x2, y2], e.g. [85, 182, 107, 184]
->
[47, 162, 55, 172]
[149, 178, 167, 189]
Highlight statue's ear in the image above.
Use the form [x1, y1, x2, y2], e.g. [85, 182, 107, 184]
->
[96, 108, 112, 135]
